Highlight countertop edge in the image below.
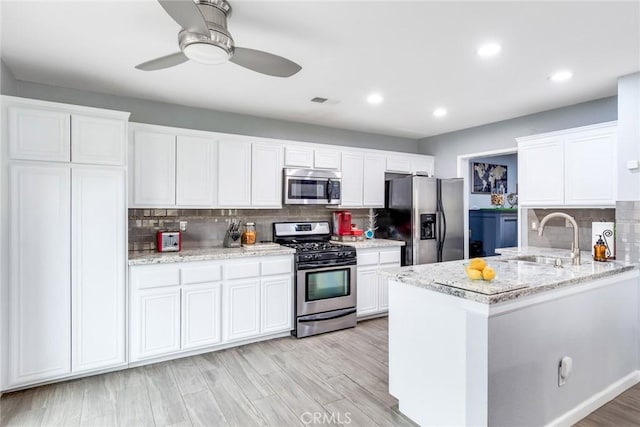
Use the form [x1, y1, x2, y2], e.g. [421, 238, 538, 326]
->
[128, 247, 296, 266]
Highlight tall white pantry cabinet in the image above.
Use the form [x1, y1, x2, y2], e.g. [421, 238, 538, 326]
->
[1, 96, 130, 390]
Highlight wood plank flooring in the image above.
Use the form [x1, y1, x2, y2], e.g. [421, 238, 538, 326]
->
[1, 317, 639, 426]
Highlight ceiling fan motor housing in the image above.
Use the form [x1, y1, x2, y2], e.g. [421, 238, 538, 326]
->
[179, 0, 235, 58]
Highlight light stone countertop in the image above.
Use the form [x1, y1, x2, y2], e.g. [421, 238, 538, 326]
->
[337, 238, 406, 249]
[379, 246, 638, 304]
[128, 244, 295, 266]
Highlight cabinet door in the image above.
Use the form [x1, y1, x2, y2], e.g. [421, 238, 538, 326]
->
[386, 155, 411, 173]
[71, 115, 126, 165]
[8, 107, 70, 162]
[314, 149, 341, 170]
[518, 137, 564, 206]
[564, 128, 617, 206]
[356, 267, 379, 317]
[130, 287, 181, 361]
[378, 263, 398, 312]
[218, 140, 251, 207]
[72, 168, 126, 373]
[9, 164, 71, 386]
[411, 155, 435, 176]
[252, 142, 283, 207]
[176, 135, 217, 206]
[363, 154, 386, 207]
[284, 145, 313, 168]
[261, 276, 293, 334]
[223, 279, 261, 341]
[341, 152, 364, 207]
[498, 214, 518, 249]
[132, 131, 176, 206]
[182, 283, 222, 350]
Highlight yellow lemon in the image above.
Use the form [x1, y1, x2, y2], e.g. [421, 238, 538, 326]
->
[482, 266, 496, 281]
[466, 267, 483, 280]
[469, 258, 487, 271]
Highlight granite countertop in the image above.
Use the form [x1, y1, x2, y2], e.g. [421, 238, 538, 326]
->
[338, 238, 406, 249]
[379, 246, 638, 304]
[129, 243, 295, 266]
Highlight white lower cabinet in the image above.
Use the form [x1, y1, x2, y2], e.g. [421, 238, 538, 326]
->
[223, 279, 261, 342]
[356, 247, 401, 318]
[129, 255, 293, 363]
[261, 276, 293, 334]
[131, 287, 182, 361]
[182, 283, 222, 350]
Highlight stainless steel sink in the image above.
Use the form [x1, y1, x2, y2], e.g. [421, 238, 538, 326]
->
[502, 255, 572, 267]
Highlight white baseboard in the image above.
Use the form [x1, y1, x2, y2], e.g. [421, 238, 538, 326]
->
[546, 370, 640, 427]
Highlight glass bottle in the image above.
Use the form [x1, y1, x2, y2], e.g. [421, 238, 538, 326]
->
[242, 222, 257, 245]
[593, 234, 607, 262]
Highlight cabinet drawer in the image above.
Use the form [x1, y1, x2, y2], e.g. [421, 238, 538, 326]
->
[130, 265, 180, 290]
[225, 261, 260, 280]
[358, 251, 379, 266]
[261, 258, 292, 276]
[181, 264, 222, 285]
[379, 250, 401, 264]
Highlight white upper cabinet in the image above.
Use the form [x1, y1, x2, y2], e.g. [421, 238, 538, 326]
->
[518, 137, 564, 206]
[176, 135, 217, 206]
[9, 107, 71, 162]
[386, 155, 412, 173]
[218, 139, 252, 207]
[341, 151, 364, 207]
[132, 130, 176, 206]
[518, 122, 617, 207]
[411, 155, 435, 176]
[363, 153, 386, 207]
[251, 142, 283, 207]
[284, 145, 313, 168]
[6, 98, 129, 164]
[314, 148, 341, 170]
[564, 127, 617, 206]
[71, 115, 126, 165]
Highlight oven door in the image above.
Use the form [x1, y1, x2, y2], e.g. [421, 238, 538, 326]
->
[296, 263, 356, 316]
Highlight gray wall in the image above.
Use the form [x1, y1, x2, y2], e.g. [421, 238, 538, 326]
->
[13, 80, 418, 153]
[418, 97, 618, 178]
[0, 60, 18, 96]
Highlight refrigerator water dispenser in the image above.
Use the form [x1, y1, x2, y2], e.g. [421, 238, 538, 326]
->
[420, 213, 436, 240]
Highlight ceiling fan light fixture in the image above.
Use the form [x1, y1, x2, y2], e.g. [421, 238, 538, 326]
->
[183, 42, 229, 64]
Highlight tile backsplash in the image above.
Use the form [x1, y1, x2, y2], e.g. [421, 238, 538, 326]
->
[129, 206, 371, 252]
[615, 201, 640, 263]
[526, 208, 616, 252]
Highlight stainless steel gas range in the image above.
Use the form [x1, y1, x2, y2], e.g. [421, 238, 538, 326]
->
[273, 221, 357, 338]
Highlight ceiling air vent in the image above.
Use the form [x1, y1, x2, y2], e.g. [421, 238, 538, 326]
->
[311, 97, 328, 103]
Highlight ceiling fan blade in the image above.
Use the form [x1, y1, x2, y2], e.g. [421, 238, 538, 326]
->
[158, 0, 209, 35]
[230, 47, 301, 78]
[135, 52, 189, 71]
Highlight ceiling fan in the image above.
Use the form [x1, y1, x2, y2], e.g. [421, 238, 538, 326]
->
[135, 0, 302, 78]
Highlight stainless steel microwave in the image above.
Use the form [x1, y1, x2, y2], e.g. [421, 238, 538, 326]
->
[283, 168, 341, 205]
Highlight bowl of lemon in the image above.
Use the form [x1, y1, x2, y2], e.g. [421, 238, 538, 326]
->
[464, 258, 496, 281]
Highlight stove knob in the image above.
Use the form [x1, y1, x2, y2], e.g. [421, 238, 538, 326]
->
[314, 254, 322, 260]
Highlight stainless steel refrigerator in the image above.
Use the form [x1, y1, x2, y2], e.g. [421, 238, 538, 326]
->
[375, 175, 464, 266]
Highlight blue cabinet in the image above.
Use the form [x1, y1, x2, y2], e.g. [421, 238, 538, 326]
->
[469, 210, 518, 256]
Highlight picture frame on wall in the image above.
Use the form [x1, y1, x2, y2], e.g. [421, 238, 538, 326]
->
[472, 162, 508, 194]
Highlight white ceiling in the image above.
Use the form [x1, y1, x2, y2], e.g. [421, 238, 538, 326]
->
[2, 1, 639, 139]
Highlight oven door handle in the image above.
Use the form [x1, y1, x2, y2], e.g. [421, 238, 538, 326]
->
[298, 261, 356, 270]
[298, 308, 357, 323]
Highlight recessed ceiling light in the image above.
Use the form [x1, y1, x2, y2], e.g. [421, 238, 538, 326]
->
[477, 42, 501, 58]
[367, 93, 384, 104]
[549, 70, 573, 83]
[433, 107, 447, 118]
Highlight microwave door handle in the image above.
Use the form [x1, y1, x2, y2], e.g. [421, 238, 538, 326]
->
[326, 179, 332, 203]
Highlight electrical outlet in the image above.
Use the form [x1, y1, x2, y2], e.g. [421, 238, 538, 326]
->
[531, 221, 538, 231]
[565, 219, 572, 228]
[180, 221, 188, 232]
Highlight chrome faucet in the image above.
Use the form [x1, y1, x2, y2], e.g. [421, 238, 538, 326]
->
[538, 212, 581, 265]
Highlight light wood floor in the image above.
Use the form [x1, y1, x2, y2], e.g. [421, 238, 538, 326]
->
[1, 317, 639, 426]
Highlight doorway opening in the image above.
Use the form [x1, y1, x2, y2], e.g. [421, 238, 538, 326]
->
[457, 148, 518, 259]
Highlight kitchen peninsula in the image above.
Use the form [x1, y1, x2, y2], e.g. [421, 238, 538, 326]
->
[382, 247, 639, 426]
